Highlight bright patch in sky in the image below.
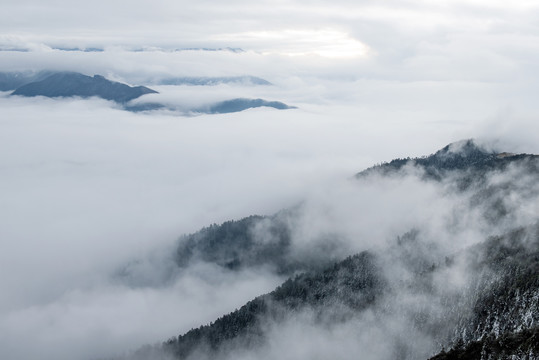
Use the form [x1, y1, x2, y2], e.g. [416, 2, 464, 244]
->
[214, 29, 371, 59]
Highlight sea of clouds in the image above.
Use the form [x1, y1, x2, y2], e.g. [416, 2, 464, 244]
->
[2, 1, 539, 359]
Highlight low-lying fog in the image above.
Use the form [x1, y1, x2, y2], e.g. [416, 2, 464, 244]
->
[2, 1, 539, 359]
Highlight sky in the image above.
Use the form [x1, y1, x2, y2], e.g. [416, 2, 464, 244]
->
[1, 1, 539, 360]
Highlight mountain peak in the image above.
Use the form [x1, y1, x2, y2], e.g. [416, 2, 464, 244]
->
[434, 139, 491, 156]
[431, 139, 496, 162]
[356, 139, 536, 180]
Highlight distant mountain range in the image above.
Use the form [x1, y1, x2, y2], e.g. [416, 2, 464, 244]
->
[0, 72, 272, 91]
[157, 76, 271, 86]
[118, 140, 539, 360]
[2, 71, 294, 114]
[0, 46, 244, 53]
[124, 98, 295, 114]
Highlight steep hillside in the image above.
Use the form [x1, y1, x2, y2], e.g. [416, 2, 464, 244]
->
[126, 223, 538, 360]
[429, 225, 539, 359]
[121, 140, 539, 360]
[166, 252, 382, 358]
[173, 209, 346, 276]
[429, 328, 539, 359]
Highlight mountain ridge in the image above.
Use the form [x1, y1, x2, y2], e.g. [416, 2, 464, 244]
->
[128, 223, 538, 360]
[4, 71, 294, 114]
[119, 140, 539, 360]
[357, 139, 538, 178]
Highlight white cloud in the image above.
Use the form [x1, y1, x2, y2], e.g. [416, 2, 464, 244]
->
[1, 1, 539, 359]
[213, 29, 371, 58]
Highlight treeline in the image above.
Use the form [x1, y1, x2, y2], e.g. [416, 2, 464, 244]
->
[163, 252, 383, 359]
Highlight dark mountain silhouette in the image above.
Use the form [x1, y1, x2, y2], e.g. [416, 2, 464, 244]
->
[4, 71, 294, 114]
[125, 98, 296, 114]
[205, 98, 296, 114]
[124, 98, 295, 114]
[11, 72, 157, 103]
[123, 102, 166, 112]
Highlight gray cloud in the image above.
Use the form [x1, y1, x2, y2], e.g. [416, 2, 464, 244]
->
[1, 1, 539, 360]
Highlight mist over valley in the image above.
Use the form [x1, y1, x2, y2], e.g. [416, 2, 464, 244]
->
[1, 1, 539, 359]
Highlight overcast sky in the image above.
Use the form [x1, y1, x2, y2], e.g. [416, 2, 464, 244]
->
[2, 1, 539, 360]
